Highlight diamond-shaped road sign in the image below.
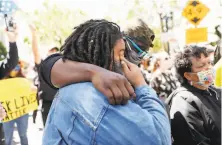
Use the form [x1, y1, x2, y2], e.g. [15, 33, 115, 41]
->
[182, 0, 209, 26]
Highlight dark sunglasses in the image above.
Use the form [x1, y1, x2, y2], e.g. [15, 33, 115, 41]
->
[124, 36, 149, 59]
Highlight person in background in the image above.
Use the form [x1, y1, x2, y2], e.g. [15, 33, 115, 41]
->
[150, 52, 180, 101]
[39, 19, 154, 105]
[139, 55, 157, 84]
[0, 103, 6, 121]
[3, 60, 29, 145]
[43, 19, 170, 145]
[166, 45, 221, 145]
[0, 25, 19, 145]
[29, 24, 59, 126]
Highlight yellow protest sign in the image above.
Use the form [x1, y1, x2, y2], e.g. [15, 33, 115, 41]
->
[0, 78, 37, 122]
[214, 59, 222, 88]
[186, 27, 207, 44]
[182, 0, 209, 25]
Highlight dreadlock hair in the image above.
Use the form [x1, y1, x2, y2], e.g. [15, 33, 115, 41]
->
[61, 19, 122, 69]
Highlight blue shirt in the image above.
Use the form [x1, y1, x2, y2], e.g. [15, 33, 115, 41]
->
[43, 83, 171, 145]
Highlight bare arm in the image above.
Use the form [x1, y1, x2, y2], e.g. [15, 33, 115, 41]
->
[40, 56, 135, 105]
[0, 103, 6, 121]
[51, 59, 94, 87]
[29, 25, 41, 64]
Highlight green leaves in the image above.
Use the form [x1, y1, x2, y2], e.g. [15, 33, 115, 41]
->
[31, 1, 87, 47]
[0, 41, 7, 61]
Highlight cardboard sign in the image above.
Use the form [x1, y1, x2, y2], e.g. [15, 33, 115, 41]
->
[0, 78, 37, 122]
[186, 27, 208, 44]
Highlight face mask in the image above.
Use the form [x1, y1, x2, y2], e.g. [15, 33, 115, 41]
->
[195, 68, 216, 87]
[9, 65, 20, 77]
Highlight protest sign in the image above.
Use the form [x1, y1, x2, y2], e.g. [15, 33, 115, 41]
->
[0, 78, 37, 122]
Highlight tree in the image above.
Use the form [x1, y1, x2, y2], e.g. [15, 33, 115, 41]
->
[25, 1, 87, 48]
[126, 0, 163, 52]
[0, 41, 7, 61]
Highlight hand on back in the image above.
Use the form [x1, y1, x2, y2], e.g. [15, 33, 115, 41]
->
[92, 68, 135, 105]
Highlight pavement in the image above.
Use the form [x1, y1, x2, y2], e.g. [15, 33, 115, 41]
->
[11, 110, 44, 145]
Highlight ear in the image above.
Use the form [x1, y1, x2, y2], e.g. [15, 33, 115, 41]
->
[184, 72, 192, 81]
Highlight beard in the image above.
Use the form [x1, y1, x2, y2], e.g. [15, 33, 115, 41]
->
[112, 61, 124, 75]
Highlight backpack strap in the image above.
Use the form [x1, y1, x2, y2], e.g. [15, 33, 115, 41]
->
[165, 87, 188, 108]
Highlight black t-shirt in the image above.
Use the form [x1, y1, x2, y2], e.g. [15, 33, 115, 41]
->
[0, 43, 18, 79]
[39, 53, 62, 89]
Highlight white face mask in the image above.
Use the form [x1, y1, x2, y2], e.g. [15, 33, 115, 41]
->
[195, 68, 216, 87]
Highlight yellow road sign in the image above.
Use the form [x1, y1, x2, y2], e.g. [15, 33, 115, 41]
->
[182, 0, 209, 25]
[186, 27, 208, 44]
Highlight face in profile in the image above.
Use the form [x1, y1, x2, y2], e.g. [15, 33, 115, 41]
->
[112, 39, 126, 74]
[184, 53, 215, 87]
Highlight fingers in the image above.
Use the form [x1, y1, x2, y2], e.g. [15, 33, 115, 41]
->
[121, 60, 130, 74]
[121, 57, 134, 68]
[0, 105, 6, 119]
[29, 24, 36, 31]
[13, 23, 17, 29]
[100, 88, 115, 105]
[131, 92, 136, 100]
[117, 82, 130, 105]
[124, 80, 135, 98]
[110, 85, 123, 105]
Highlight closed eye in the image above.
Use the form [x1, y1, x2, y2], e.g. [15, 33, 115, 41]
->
[197, 64, 205, 68]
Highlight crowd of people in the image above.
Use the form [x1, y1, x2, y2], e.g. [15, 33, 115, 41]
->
[0, 18, 221, 145]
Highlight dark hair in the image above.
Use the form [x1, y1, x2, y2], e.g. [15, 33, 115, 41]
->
[61, 19, 122, 69]
[175, 45, 214, 84]
[125, 19, 155, 51]
[49, 47, 59, 52]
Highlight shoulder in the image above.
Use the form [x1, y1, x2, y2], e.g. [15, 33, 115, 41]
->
[210, 85, 221, 97]
[41, 53, 62, 69]
[57, 82, 109, 128]
[168, 86, 197, 104]
[59, 82, 97, 95]
[58, 82, 107, 105]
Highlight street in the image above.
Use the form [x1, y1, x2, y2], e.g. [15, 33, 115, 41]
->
[11, 111, 43, 145]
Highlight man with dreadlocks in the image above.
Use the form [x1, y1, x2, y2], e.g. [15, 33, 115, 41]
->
[43, 19, 170, 145]
[39, 19, 154, 105]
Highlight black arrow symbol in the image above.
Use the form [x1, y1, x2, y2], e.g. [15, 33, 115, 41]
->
[192, 17, 200, 23]
[190, 1, 200, 6]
